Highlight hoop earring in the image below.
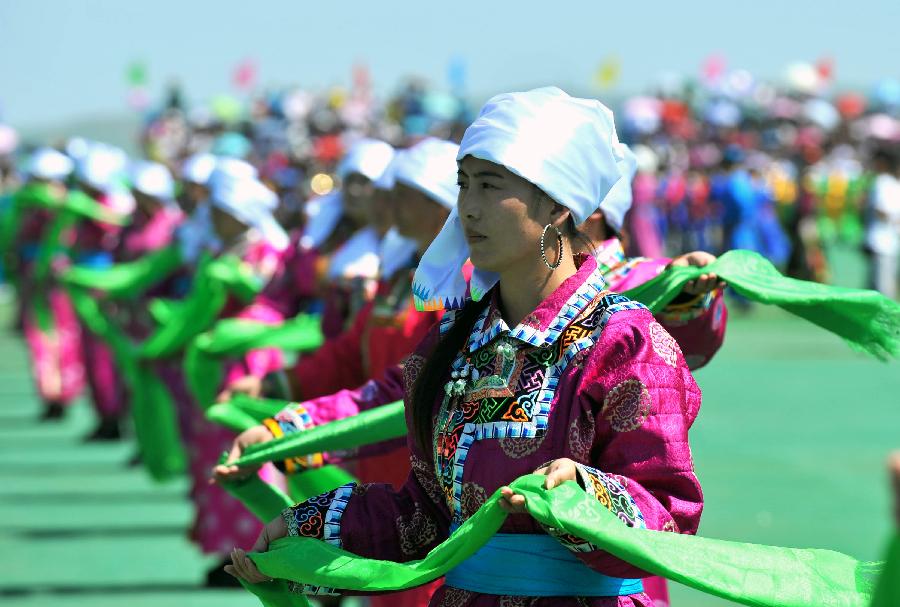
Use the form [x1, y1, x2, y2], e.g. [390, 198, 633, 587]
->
[540, 223, 563, 270]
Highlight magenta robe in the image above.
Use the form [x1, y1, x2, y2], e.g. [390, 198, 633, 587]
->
[277, 255, 703, 606]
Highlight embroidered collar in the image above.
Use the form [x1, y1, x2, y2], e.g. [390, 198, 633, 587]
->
[465, 254, 607, 353]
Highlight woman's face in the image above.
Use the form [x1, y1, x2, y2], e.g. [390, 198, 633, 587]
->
[211, 207, 249, 242]
[342, 172, 376, 226]
[392, 183, 449, 249]
[456, 156, 563, 274]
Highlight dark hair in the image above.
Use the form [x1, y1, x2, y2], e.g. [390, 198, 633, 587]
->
[411, 295, 491, 453]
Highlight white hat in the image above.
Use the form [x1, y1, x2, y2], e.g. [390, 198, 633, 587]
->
[413, 87, 635, 311]
[180, 153, 218, 186]
[391, 138, 460, 210]
[214, 157, 258, 181]
[75, 144, 128, 192]
[130, 160, 175, 200]
[27, 147, 74, 181]
[337, 138, 394, 183]
[210, 174, 288, 251]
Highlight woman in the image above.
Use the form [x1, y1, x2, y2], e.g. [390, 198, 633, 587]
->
[225, 88, 702, 607]
[71, 144, 134, 440]
[13, 148, 86, 420]
[318, 138, 396, 338]
[182, 168, 292, 585]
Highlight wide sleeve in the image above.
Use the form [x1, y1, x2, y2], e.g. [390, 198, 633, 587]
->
[277, 328, 450, 595]
[287, 302, 371, 401]
[612, 255, 728, 371]
[549, 308, 703, 579]
[656, 288, 728, 370]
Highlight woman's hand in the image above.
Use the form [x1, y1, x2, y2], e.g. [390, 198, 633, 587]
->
[212, 424, 275, 482]
[499, 458, 580, 514]
[224, 515, 288, 583]
[668, 250, 726, 296]
[216, 375, 263, 403]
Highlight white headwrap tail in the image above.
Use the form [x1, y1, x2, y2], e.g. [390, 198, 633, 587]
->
[181, 153, 218, 186]
[210, 173, 288, 251]
[378, 227, 419, 280]
[391, 137, 460, 210]
[27, 147, 74, 181]
[130, 160, 176, 205]
[412, 87, 636, 311]
[326, 226, 381, 281]
[373, 160, 396, 191]
[300, 191, 344, 250]
[337, 138, 395, 183]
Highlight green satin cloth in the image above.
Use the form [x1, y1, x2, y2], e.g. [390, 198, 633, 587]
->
[623, 249, 900, 360]
[225, 474, 879, 607]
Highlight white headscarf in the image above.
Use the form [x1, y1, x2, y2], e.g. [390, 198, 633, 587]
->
[326, 225, 381, 281]
[215, 157, 258, 181]
[369, 138, 460, 280]
[412, 87, 636, 311]
[378, 227, 419, 280]
[75, 143, 129, 192]
[300, 191, 344, 250]
[180, 153, 218, 186]
[130, 160, 176, 206]
[209, 172, 288, 251]
[392, 137, 460, 210]
[337, 138, 395, 183]
[26, 147, 73, 181]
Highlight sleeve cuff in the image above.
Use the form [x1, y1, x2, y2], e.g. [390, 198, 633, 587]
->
[657, 289, 717, 326]
[264, 403, 325, 474]
[282, 483, 355, 596]
[544, 463, 645, 554]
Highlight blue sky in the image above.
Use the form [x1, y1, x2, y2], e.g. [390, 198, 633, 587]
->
[1, 0, 898, 128]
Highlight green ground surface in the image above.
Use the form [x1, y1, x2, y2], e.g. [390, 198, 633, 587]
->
[0, 245, 897, 606]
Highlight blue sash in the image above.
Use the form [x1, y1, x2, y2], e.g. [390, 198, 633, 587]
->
[445, 527, 644, 597]
[75, 251, 113, 269]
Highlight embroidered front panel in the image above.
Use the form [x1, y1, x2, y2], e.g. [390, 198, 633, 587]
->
[433, 289, 648, 524]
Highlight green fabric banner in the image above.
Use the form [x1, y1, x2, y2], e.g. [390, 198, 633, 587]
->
[870, 534, 899, 607]
[67, 284, 185, 481]
[206, 395, 291, 433]
[140, 255, 227, 359]
[184, 315, 323, 411]
[140, 254, 264, 360]
[63, 245, 182, 300]
[226, 474, 880, 607]
[230, 400, 406, 468]
[623, 249, 900, 361]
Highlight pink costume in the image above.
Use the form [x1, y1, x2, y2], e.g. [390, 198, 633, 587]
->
[70, 191, 129, 420]
[18, 207, 85, 406]
[596, 238, 727, 370]
[276, 255, 703, 606]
